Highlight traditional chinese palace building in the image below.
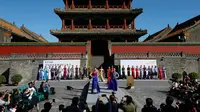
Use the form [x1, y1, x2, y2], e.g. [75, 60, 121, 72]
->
[0, 18, 48, 42]
[144, 15, 200, 42]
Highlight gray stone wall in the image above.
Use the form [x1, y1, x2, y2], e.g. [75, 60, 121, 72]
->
[0, 53, 86, 84]
[0, 30, 4, 42]
[114, 53, 200, 79]
[0, 61, 10, 83]
[9, 60, 41, 84]
[186, 25, 200, 42]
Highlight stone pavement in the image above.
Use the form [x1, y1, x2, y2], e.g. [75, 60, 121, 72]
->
[0, 79, 177, 112]
[119, 80, 179, 112]
[35, 80, 89, 112]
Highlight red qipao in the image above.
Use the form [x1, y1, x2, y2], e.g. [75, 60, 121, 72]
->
[63, 67, 67, 79]
[131, 67, 135, 78]
[107, 69, 111, 85]
[136, 68, 139, 79]
[158, 67, 163, 80]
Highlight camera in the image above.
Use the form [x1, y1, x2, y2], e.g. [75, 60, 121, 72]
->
[101, 94, 107, 97]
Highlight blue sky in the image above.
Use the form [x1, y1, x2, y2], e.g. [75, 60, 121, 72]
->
[0, 0, 199, 42]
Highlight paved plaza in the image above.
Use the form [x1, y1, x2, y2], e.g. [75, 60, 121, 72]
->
[0, 80, 172, 112]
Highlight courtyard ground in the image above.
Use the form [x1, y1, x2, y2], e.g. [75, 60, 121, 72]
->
[0, 80, 173, 112]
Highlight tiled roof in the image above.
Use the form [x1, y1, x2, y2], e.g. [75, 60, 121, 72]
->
[143, 25, 172, 42]
[20, 25, 48, 42]
[0, 18, 35, 41]
[161, 15, 200, 41]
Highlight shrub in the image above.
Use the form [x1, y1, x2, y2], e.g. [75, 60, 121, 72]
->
[172, 73, 182, 79]
[0, 75, 6, 86]
[11, 74, 23, 85]
[189, 72, 200, 80]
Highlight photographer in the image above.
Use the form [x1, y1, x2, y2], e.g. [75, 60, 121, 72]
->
[120, 95, 136, 112]
[94, 95, 107, 112]
[0, 90, 11, 106]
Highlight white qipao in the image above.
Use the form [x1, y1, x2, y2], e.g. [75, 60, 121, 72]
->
[48, 66, 51, 80]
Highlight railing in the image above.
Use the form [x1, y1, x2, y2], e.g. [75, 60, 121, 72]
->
[62, 25, 137, 30]
[92, 5, 105, 8]
[109, 5, 122, 9]
[110, 25, 123, 29]
[75, 5, 88, 8]
[75, 25, 88, 29]
[0, 53, 83, 60]
[92, 25, 106, 29]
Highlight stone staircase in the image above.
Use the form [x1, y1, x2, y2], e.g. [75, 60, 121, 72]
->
[90, 56, 104, 68]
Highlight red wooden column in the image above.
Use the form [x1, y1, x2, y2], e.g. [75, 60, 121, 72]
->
[128, 0, 132, 9]
[123, 19, 127, 29]
[71, 19, 75, 30]
[131, 20, 135, 29]
[88, 19, 92, 30]
[105, 0, 109, 9]
[62, 19, 65, 30]
[71, 0, 75, 9]
[106, 19, 110, 29]
[88, 0, 92, 9]
[122, 0, 126, 9]
[65, 0, 69, 9]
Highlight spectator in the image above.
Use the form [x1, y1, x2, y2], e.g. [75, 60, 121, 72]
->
[8, 102, 17, 112]
[22, 88, 32, 100]
[162, 96, 176, 112]
[41, 102, 52, 112]
[44, 80, 50, 91]
[64, 97, 81, 112]
[120, 95, 136, 112]
[28, 82, 36, 100]
[0, 91, 11, 106]
[141, 98, 157, 112]
[59, 104, 65, 112]
[15, 101, 24, 112]
[158, 103, 165, 112]
[38, 82, 45, 93]
[0, 105, 5, 112]
[106, 95, 118, 112]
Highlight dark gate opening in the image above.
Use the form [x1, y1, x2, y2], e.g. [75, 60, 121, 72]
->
[91, 40, 109, 56]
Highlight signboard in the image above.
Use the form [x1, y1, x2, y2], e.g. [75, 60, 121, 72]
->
[120, 60, 157, 76]
[43, 60, 81, 69]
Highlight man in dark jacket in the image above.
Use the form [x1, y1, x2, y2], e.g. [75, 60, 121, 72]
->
[64, 97, 81, 112]
[162, 96, 177, 112]
[141, 98, 158, 112]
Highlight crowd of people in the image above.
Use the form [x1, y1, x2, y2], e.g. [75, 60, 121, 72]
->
[0, 80, 55, 112]
[121, 65, 167, 80]
[40, 94, 200, 112]
[38, 65, 167, 81]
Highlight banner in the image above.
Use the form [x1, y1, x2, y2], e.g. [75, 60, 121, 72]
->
[43, 60, 81, 69]
[120, 60, 157, 76]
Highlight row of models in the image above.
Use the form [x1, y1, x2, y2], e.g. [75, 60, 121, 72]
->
[119, 65, 167, 79]
[38, 64, 85, 80]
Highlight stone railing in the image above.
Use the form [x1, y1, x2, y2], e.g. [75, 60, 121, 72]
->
[114, 52, 200, 59]
[0, 53, 86, 60]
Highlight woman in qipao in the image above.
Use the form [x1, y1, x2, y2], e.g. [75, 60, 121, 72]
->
[158, 66, 163, 80]
[91, 67, 100, 94]
[63, 65, 67, 80]
[99, 66, 105, 82]
[43, 66, 48, 80]
[108, 68, 118, 92]
[107, 66, 111, 85]
[38, 67, 44, 80]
